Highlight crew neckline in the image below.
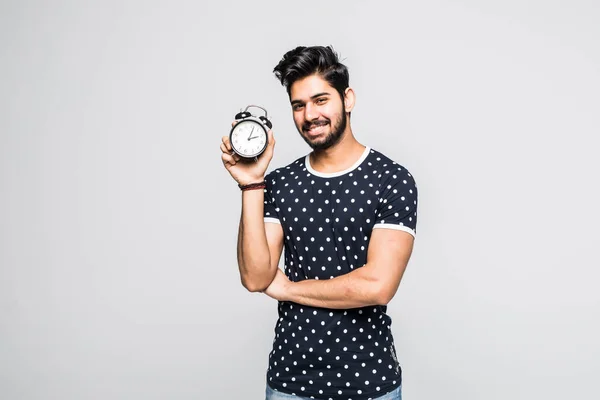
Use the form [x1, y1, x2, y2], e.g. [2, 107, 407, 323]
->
[305, 146, 371, 178]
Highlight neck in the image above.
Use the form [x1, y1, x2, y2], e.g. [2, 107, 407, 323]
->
[309, 127, 365, 174]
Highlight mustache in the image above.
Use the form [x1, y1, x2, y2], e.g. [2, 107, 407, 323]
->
[303, 119, 330, 131]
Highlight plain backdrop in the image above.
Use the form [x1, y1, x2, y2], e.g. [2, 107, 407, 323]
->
[1, 1, 599, 399]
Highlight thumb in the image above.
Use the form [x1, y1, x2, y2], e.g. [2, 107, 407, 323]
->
[264, 130, 275, 156]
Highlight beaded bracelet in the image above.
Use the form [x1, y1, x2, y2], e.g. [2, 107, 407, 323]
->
[239, 181, 266, 191]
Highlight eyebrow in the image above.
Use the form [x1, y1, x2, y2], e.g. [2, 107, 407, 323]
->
[290, 92, 331, 105]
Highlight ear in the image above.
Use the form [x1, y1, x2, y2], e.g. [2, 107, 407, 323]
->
[343, 87, 356, 113]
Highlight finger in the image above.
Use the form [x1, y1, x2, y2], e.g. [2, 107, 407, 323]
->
[231, 120, 238, 128]
[221, 152, 236, 166]
[221, 135, 232, 152]
[267, 130, 275, 146]
[221, 142, 241, 162]
[220, 142, 230, 154]
[263, 130, 276, 157]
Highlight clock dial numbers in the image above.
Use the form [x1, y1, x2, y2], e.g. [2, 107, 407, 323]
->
[230, 120, 267, 158]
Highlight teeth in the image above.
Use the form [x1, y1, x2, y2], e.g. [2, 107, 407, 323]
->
[307, 123, 327, 133]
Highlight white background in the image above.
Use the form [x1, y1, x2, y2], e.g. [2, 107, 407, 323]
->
[1, 1, 599, 399]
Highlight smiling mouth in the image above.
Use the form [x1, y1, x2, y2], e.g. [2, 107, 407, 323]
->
[304, 121, 329, 136]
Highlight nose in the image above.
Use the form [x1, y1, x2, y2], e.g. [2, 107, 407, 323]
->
[304, 102, 318, 122]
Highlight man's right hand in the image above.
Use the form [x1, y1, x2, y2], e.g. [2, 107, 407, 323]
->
[220, 121, 276, 186]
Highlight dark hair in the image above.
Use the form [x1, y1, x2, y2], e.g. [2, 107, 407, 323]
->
[273, 45, 350, 100]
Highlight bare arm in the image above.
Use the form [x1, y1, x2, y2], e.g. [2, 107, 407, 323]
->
[237, 190, 284, 291]
[220, 128, 282, 292]
[264, 228, 414, 308]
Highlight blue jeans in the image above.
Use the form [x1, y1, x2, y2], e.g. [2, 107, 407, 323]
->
[265, 383, 401, 400]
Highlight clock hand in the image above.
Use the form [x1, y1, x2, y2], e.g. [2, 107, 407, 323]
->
[247, 126, 255, 140]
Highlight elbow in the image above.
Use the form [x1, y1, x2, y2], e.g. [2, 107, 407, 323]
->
[371, 283, 396, 306]
[359, 270, 395, 306]
[375, 292, 393, 306]
[241, 278, 267, 293]
[240, 270, 276, 293]
[359, 264, 398, 306]
[362, 264, 402, 306]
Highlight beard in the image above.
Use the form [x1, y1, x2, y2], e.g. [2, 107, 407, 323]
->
[298, 109, 347, 151]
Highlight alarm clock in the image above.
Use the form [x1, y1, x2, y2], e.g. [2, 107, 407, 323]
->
[229, 105, 272, 160]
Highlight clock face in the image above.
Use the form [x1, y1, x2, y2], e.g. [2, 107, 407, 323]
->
[230, 120, 268, 158]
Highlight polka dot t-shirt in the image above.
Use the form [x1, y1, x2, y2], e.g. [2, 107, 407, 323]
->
[262, 146, 417, 400]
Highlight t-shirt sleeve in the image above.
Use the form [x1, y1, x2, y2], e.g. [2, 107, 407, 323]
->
[373, 166, 418, 237]
[263, 171, 281, 224]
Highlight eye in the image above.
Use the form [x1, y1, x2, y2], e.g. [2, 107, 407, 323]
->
[315, 97, 328, 105]
[292, 104, 304, 111]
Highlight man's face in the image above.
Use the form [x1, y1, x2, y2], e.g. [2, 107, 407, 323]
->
[289, 74, 347, 151]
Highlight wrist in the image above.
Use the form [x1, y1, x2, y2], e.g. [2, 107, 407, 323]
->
[282, 280, 294, 302]
[238, 180, 266, 191]
[237, 178, 265, 186]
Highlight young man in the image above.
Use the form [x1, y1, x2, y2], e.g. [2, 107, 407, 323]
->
[220, 46, 417, 400]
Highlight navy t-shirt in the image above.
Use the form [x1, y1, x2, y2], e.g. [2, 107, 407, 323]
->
[263, 146, 418, 400]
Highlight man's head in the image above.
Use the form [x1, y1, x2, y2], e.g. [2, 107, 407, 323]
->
[273, 46, 355, 151]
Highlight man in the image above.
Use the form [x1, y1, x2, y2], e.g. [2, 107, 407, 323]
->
[220, 45, 417, 400]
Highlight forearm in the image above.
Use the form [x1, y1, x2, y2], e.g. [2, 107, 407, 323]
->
[238, 189, 272, 291]
[283, 265, 387, 309]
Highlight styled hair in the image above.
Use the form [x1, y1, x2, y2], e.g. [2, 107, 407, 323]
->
[273, 45, 350, 100]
